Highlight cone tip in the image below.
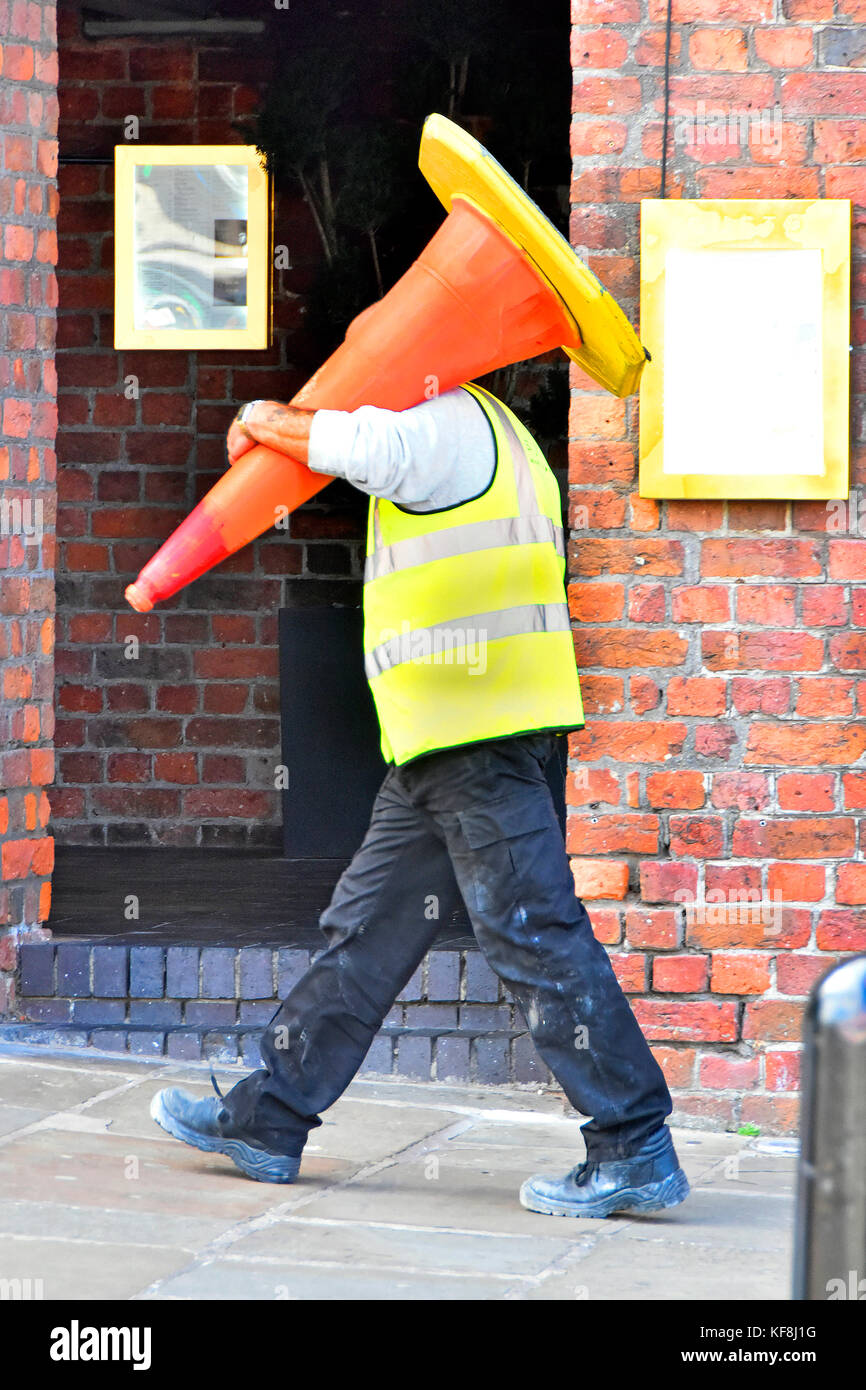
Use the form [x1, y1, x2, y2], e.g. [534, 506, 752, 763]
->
[125, 582, 153, 613]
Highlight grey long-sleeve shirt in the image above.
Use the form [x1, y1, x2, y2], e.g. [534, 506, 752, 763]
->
[306, 387, 496, 513]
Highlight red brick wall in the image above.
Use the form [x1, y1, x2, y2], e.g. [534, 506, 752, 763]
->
[53, 6, 367, 849]
[0, 0, 58, 1012]
[568, 0, 865, 1132]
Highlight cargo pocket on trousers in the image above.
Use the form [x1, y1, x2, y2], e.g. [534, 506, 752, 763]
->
[457, 789, 554, 875]
[453, 790, 556, 923]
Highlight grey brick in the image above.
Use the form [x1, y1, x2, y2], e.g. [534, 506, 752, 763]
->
[55, 944, 91, 997]
[90, 1030, 128, 1054]
[404, 1004, 458, 1029]
[464, 951, 500, 1003]
[396, 1035, 432, 1080]
[475, 1037, 509, 1084]
[821, 26, 866, 68]
[129, 946, 165, 999]
[185, 1000, 237, 1027]
[241, 1034, 263, 1068]
[511, 1033, 551, 1085]
[44, 1029, 89, 1048]
[95, 647, 190, 682]
[202, 1032, 239, 1063]
[200, 947, 236, 999]
[18, 944, 54, 996]
[396, 965, 423, 1002]
[359, 1035, 392, 1075]
[436, 1036, 471, 1082]
[167, 1031, 202, 1061]
[239, 947, 273, 999]
[129, 1000, 182, 1027]
[426, 951, 460, 1001]
[0, 1025, 43, 1045]
[239, 1001, 277, 1026]
[459, 1004, 512, 1031]
[277, 948, 309, 997]
[92, 946, 128, 998]
[382, 1005, 403, 1028]
[127, 1031, 165, 1056]
[166, 946, 199, 998]
[71, 1000, 126, 1027]
[20, 999, 71, 1024]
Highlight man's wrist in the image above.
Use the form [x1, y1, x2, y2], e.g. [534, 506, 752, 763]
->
[230, 399, 315, 465]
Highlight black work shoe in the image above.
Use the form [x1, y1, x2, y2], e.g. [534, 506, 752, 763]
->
[150, 1078, 302, 1184]
[519, 1125, 689, 1218]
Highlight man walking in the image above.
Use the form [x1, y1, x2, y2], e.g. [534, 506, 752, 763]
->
[151, 383, 689, 1219]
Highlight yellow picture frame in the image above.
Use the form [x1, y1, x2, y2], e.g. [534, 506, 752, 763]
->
[639, 199, 851, 500]
[114, 144, 271, 350]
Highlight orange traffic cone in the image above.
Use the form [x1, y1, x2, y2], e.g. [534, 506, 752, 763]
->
[125, 113, 648, 613]
[124, 198, 579, 612]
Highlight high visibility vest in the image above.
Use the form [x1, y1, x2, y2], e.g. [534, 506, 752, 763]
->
[362, 382, 585, 766]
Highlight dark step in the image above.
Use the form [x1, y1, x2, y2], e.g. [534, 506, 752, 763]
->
[49, 847, 475, 946]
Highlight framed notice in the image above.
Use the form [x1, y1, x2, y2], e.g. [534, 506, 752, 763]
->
[639, 199, 851, 499]
[114, 145, 271, 349]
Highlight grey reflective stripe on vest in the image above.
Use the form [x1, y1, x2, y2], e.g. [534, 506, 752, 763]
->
[365, 601, 571, 680]
[366, 388, 564, 583]
[365, 513, 564, 582]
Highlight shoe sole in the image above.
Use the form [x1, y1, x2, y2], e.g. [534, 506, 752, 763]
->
[519, 1167, 690, 1219]
[149, 1091, 301, 1184]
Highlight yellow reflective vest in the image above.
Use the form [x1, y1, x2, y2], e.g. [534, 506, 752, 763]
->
[362, 382, 585, 766]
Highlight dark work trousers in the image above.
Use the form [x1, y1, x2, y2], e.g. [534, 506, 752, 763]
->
[222, 731, 673, 1161]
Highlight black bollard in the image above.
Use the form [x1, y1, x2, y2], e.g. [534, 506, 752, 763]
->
[793, 953, 866, 1301]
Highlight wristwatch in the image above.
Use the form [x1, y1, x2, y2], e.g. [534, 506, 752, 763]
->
[238, 399, 265, 425]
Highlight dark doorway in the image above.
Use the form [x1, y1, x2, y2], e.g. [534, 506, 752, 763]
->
[279, 605, 567, 860]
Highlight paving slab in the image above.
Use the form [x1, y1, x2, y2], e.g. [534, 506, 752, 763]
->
[619, 1188, 794, 1253]
[697, 1152, 799, 1198]
[0, 1058, 128, 1114]
[271, 1099, 473, 1165]
[0, 1105, 46, 1137]
[142, 1259, 514, 1301]
[84, 1077, 458, 1165]
[0, 1196, 243, 1251]
[229, 1213, 577, 1277]
[301, 1160, 631, 1236]
[0, 1045, 798, 1302]
[523, 1228, 791, 1301]
[0, 1235, 193, 1301]
[0, 1126, 350, 1219]
[439, 1131, 732, 1184]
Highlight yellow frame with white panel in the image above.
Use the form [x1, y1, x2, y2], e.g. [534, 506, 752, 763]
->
[114, 144, 271, 350]
[639, 199, 850, 500]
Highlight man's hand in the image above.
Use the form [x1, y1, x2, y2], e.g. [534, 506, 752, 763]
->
[226, 400, 315, 467]
[226, 408, 259, 465]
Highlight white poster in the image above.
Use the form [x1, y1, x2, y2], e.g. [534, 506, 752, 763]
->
[663, 248, 824, 476]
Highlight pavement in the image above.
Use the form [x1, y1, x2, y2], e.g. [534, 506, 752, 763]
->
[0, 1043, 797, 1301]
